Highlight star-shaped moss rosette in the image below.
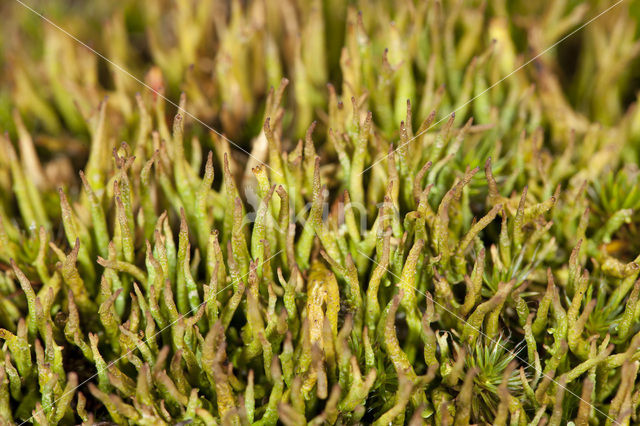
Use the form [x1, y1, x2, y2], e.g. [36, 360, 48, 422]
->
[2, 0, 640, 425]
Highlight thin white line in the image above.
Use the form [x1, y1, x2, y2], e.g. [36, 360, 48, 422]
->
[356, 249, 617, 423]
[360, 0, 626, 176]
[13, 0, 283, 177]
[20, 250, 284, 426]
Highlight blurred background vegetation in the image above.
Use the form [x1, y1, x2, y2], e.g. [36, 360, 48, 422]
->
[3, 0, 640, 158]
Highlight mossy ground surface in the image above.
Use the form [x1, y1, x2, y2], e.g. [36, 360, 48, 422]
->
[2, 0, 640, 425]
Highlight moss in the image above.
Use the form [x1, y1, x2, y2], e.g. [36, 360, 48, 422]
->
[2, 0, 640, 424]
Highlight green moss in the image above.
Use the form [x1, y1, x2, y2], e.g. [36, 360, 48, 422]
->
[2, 0, 640, 425]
